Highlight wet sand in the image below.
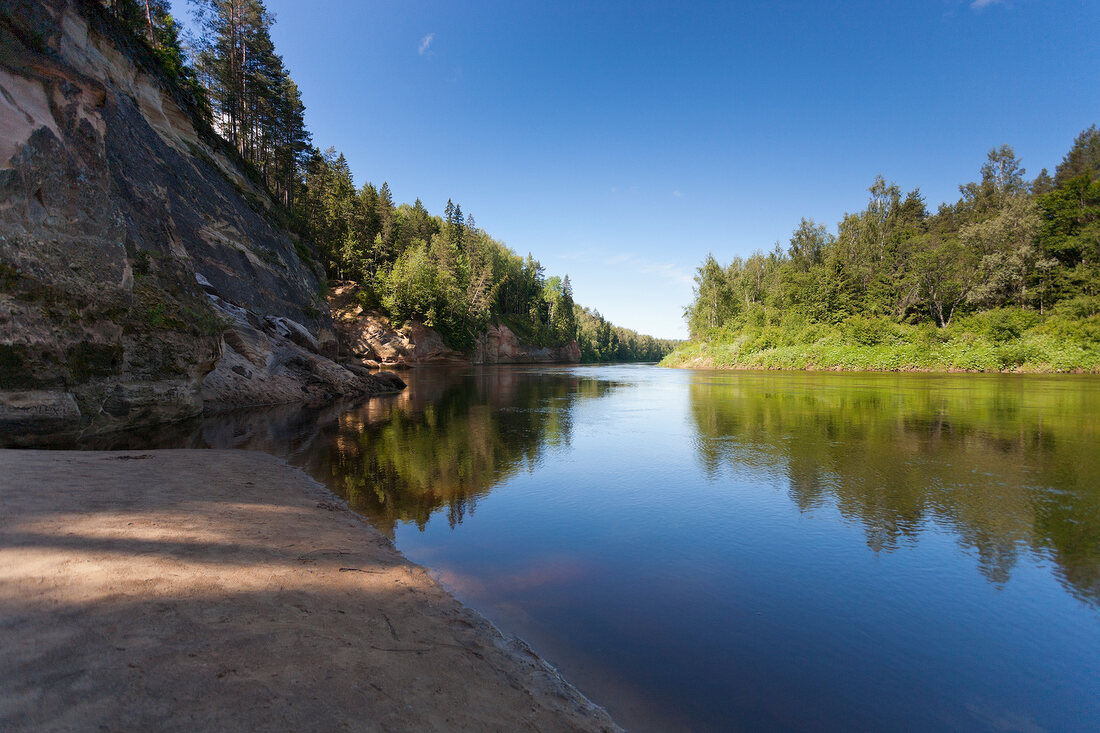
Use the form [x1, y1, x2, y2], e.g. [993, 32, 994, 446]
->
[0, 450, 621, 732]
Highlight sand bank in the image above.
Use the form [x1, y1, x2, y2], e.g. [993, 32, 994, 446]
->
[0, 450, 620, 732]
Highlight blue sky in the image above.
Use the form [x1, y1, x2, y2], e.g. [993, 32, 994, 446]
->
[175, 0, 1099, 339]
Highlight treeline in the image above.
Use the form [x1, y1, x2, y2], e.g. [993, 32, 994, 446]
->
[96, 0, 671, 362]
[298, 148, 578, 351]
[673, 128, 1100, 371]
[574, 307, 678, 362]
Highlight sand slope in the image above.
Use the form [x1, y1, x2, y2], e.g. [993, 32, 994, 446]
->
[0, 450, 621, 732]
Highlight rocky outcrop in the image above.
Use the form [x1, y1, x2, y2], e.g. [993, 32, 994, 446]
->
[0, 0, 398, 445]
[197, 290, 398, 411]
[328, 281, 466, 366]
[329, 281, 582, 367]
[473, 322, 582, 364]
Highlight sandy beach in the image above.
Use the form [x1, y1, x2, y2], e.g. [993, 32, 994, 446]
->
[0, 449, 621, 732]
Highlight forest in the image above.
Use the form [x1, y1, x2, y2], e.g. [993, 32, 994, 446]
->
[98, 0, 675, 362]
[669, 130, 1100, 371]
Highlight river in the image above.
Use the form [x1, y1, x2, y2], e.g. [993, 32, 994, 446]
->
[90, 365, 1100, 732]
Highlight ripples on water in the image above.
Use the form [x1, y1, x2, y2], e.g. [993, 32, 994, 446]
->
[85, 366, 1100, 732]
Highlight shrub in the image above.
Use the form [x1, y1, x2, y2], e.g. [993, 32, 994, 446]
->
[750, 326, 784, 351]
[995, 341, 1038, 369]
[1051, 295, 1100, 319]
[954, 308, 1040, 343]
[843, 316, 896, 346]
[1037, 313, 1100, 342]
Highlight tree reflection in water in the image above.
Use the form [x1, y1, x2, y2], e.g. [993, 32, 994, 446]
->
[687, 373, 1100, 607]
[81, 367, 1099, 609]
[298, 368, 620, 537]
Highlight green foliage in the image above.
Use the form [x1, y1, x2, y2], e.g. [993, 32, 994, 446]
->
[1054, 125, 1100, 187]
[673, 131, 1100, 372]
[292, 239, 314, 268]
[574, 306, 678, 362]
[189, 0, 311, 204]
[140, 301, 168, 328]
[183, 305, 226, 336]
[953, 308, 1041, 343]
[97, 0, 212, 121]
[1050, 295, 1100, 319]
[843, 316, 898, 346]
[662, 310, 1100, 373]
[355, 283, 381, 312]
[295, 144, 667, 357]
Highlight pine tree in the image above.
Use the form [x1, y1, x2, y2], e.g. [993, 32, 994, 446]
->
[1054, 125, 1100, 186]
[452, 203, 465, 245]
[1032, 168, 1054, 195]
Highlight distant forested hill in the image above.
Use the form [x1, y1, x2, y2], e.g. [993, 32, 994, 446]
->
[667, 130, 1100, 372]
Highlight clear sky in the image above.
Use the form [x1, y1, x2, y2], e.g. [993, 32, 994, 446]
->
[174, 0, 1099, 339]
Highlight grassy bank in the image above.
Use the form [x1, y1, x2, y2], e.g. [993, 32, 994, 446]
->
[660, 306, 1100, 372]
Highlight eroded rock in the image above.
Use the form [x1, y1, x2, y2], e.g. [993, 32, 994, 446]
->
[328, 281, 581, 367]
[473, 322, 582, 364]
[201, 294, 392, 410]
[0, 1, 399, 443]
[373, 371, 408, 391]
[0, 390, 81, 443]
[328, 282, 466, 366]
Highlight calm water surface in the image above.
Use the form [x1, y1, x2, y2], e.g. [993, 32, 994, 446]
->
[103, 365, 1100, 732]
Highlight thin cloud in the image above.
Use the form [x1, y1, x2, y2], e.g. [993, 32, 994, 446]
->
[970, 0, 1003, 9]
[672, 190, 683, 198]
[639, 262, 694, 286]
[605, 253, 694, 286]
[418, 33, 434, 55]
[557, 251, 591, 262]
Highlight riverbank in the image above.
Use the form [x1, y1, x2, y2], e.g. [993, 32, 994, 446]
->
[0, 449, 620, 732]
[661, 311, 1100, 372]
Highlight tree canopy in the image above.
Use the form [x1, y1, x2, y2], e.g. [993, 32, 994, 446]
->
[674, 133, 1100, 371]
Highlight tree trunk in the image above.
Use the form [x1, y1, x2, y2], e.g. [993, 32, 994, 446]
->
[144, 0, 154, 44]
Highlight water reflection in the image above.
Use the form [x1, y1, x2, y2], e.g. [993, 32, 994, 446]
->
[85, 367, 621, 538]
[305, 368, 618, 536]
[687, 373, 1100, 606]
[84, 369, 1100, 606]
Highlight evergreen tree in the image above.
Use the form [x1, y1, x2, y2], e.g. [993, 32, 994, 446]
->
[1032, 168, 1054, 195]
[189, 0, 308, 197]
[1054, 125, 1100, 187]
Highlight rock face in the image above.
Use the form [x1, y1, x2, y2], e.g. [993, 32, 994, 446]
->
[473, 322, 582, 365]
[0, 0, 397, 445]
[197, 290, 394, 411]
[328, 281, 467, 366]
[329, 281, 582, 367]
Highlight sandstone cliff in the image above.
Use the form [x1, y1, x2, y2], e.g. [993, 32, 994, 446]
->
[329, 282, 581, 367]
[0, 0, 397, 445]
[473, 322, 582, 365]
